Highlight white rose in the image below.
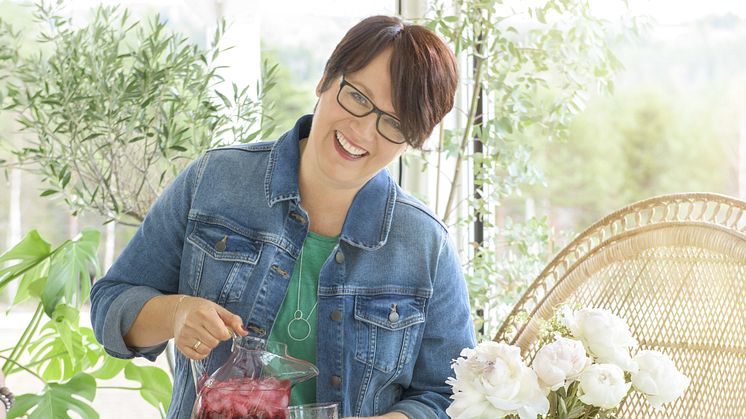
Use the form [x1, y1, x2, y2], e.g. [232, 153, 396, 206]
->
[447, 342, 549, 419]
[631, 350, 690, 410]
[448, 348, 480, 393]
[446, 375, 497, 419]
[578, 364, 630, 409]
[533, 336, 591, 390]
[564, 308, 638, 371]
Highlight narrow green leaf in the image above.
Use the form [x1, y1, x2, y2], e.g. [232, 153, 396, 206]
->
[40, 189, 58, 197]
[81, 132, 103, 142]
[61, 171, 71, 188]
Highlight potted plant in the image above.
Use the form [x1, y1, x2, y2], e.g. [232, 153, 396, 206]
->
[0, 2, 276, 417]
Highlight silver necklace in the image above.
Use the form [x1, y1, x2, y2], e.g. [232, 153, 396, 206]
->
[287, 246, 318, 342]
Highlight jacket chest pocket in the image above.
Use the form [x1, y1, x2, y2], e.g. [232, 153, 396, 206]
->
[354, 295, 426, 373]
[186, 221, 262, 305]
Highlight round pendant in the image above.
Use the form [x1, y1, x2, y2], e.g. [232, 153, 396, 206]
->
[288, 311, 312, 342]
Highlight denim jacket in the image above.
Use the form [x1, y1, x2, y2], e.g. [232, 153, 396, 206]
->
[90, 115, 476, 419]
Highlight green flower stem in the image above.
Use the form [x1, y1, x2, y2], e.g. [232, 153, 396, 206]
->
[0, 239, 73, 375]
[18, 351, 68, 370]
[2, 302, 44, 375]
[0, 354, 45, 382]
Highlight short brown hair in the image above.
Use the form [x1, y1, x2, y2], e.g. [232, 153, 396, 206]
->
[319, 16, 458, 149]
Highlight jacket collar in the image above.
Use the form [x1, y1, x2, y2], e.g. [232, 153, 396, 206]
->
[265, 115, 397, 250]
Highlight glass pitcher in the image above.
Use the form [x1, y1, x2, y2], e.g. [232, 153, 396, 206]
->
[190, 335, 319, 419]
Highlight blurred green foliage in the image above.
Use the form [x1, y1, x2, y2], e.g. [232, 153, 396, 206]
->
[426, 0, 645, 339]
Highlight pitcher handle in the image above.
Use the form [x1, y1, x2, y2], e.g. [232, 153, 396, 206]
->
[190, 331, 238, 392]
[190, 358, 207, 393]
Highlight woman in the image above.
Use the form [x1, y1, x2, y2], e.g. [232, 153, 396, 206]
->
[91, 15, 475, 419]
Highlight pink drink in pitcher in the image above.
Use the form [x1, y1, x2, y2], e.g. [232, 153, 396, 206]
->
[190, 335, 317, 419]
[194, 377, 292, 419]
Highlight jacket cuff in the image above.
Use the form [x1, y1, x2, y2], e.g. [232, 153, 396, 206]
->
[388, 400, 440, 419]
[101, 286, 168, 361]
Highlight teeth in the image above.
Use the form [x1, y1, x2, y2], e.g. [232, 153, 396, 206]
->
[336, 131, 367, 157]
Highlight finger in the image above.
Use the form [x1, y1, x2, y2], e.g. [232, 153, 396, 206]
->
[196, 327, 222, 348]
[202, 310, 234, 341]
[176, 337, 209, 360]
[180, 345, 208, 361]
[201, 322, 231, 343]
[179, 320, 221, 348]
[176, 322, 218, 354]
[216, 306, 247, 337]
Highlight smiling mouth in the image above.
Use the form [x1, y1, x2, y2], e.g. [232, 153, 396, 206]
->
[335, 131, 368, 159]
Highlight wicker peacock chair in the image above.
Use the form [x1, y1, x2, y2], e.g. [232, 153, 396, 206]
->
[494, 193, 746, 418]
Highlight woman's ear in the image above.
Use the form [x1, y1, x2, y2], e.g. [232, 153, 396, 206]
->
[315, 77, 324, 97]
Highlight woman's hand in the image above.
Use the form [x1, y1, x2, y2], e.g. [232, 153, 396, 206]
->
[172, 295, 248, 360]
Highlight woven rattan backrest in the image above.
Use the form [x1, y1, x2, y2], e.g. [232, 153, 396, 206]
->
[494, 193, 746, 418]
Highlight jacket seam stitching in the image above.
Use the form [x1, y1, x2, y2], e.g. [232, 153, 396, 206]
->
[191, 152, 210, 209]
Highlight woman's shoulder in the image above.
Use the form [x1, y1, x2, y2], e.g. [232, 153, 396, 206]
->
[198, 140, 277, 169]
[208, 140, 277, 155]
[393, 186, 449, 236]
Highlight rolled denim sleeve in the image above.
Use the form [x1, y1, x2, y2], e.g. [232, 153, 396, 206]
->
[90, 154, 208, 361]
[390, 233, 477, 419]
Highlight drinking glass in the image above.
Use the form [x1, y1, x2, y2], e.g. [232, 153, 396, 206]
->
[286, 402, 339, 419]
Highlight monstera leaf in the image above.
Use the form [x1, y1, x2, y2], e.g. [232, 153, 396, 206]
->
[89, 353, 129, 380]
[0, 230, 51, 292]
[25, 305, 102, 381]
[0, 228, 100, 316]
[42, 229, 100, 316]
[125, 363, 173, 415]
[11, 258, 50, 306]
[8, 373, 97, 419]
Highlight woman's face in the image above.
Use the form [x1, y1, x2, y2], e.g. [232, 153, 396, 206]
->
[304, 48, 407, 192]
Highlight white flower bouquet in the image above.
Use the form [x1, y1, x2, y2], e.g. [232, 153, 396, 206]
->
[446, 307, 690, 419]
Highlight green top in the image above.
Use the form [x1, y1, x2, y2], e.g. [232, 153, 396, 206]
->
[268, 231, 338, 405]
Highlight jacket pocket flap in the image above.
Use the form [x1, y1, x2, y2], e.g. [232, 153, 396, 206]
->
[187, 221, 262, 264]
[354, 295, 426, 331]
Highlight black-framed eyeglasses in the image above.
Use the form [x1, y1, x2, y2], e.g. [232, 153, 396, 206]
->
[336, 77, 407, 144]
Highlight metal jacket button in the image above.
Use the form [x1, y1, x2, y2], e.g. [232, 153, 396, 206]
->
[335, 250, 345, 264]
[215, 235, 228, 252]
[330, 310, 342, 321]
[330, 375, 342, 388]
[247, 323, 266, 337]
[289, 212, 306, 224]
[271, 265, 290, 279]
[388, 303, 399, 323]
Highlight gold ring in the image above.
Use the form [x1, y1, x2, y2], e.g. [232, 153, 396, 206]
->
[192, 339, 202, 351]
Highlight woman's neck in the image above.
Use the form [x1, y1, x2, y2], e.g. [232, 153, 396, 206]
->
[298, 139, 359, 237]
